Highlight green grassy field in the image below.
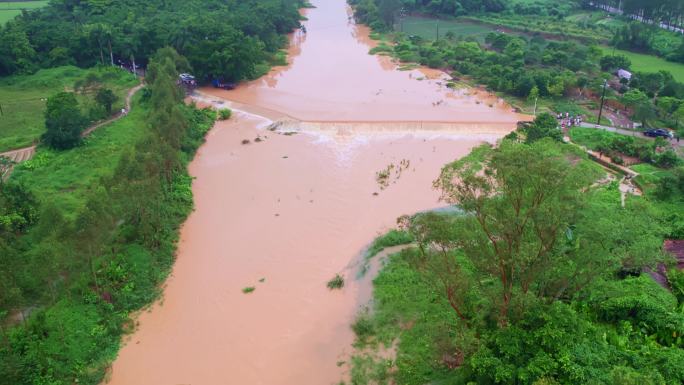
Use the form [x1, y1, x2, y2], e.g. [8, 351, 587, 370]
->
[569, 126, 649, 150]
[601, 46, 684, 83]
[0, 65, 138, 152]
[11, 93, 147, 216]
[396, 17, 496, 42]
[0, 1, 47, 24]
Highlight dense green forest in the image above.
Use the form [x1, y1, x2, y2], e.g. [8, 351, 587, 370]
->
[0, 0, 305, 81]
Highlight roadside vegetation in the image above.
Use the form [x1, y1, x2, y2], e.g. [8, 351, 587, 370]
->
[0, 47, 216, 385]
[0, 66, 137, 152]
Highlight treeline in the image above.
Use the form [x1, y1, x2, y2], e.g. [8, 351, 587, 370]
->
[350, 0, 577, 30]
[584, 0, 684, 29]
[0, 0, 305, 82]
[0, 48, 216, 385]
[350, 0, 503, 29]
[611, 21, 684, 63]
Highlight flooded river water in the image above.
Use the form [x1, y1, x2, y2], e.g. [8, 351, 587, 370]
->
[106, 1, 523, 384]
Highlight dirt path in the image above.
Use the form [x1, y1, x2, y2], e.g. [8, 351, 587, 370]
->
[0, 83, 144, 179]
[82, 83, 144, 136]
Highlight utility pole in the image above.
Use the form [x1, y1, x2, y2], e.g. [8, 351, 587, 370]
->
[597, 79, 608, 125]
[436, 22, 439, 40]
[533, 97, 538, 116]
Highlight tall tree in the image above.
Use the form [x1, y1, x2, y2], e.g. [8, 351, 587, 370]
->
[42, 92, 87, 150]
[426, 141, 599, 327]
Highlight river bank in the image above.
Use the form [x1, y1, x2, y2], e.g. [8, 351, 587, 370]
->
[105, 1, 524, 384]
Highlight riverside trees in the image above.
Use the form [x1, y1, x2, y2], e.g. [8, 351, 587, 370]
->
[0, 0, 305, 82]
[0, 47, 217, 385]
[354, 140, 681, 384]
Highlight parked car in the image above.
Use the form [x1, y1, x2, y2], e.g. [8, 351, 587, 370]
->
[643, 128, 673, 138]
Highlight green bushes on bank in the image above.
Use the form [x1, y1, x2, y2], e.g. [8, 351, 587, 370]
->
[0, 48, 216, 385]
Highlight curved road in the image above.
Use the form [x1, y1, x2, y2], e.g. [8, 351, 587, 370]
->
[0, 83, 144, 178]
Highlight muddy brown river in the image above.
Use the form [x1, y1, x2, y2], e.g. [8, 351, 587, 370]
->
[106, 1, 523, 384]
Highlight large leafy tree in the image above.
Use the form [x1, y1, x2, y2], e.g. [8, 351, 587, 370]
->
[42, 92, 87, 150]
[424, 140, 600, 326]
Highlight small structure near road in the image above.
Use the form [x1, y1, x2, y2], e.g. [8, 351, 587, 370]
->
[617, 68, 632, 81]
[179, 73, 197, 93]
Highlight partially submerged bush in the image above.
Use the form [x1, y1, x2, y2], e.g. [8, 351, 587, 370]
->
[327, 274, 344, 290]
[218, 108, 232, 120]
[242, 286, 255, 294]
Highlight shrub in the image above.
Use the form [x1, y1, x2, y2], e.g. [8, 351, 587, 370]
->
[95, 88, 117, 115]
[352, 313, 375, 342]
[218, 108, 232, 120]
[42, 92, 87, 150]
[327, 274, 344, 289]
[242, 286, 255, 294]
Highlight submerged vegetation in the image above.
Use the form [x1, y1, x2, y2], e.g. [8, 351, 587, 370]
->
[327, 274, 346, 290]
[243, 286, 256, 294]
[350, 138, 684, 384]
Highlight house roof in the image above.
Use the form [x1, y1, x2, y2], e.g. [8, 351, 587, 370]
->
[617, 69, 632, 79]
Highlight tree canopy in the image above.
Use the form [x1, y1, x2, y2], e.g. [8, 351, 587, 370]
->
[0, 0, 305, 82]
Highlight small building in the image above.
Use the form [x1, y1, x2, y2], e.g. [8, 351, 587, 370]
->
[617, 69, 632, 81]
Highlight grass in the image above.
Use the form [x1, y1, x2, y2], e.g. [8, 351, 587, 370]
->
[326, 274, 344, 290]
[350, 247, 459, 384]
[0, 9, 20, 23]
[218, 108, 232, 120]
[569, 126, 646, 150]
[465, 13, 613, 42]
[632, 163, 670, 188]
[600, 46, 684, 83]
[10, 93, 147, 217]
[0, 1, 48, 24]
[358, 229, 414, 277]
[396, 17, 496, 43]
[0, 65, 138, 152]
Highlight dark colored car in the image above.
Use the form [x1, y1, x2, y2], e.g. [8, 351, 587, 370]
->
[643, 128, 673, 138]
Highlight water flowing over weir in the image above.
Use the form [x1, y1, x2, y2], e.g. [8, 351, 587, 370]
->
[105, 1, 524, 384]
